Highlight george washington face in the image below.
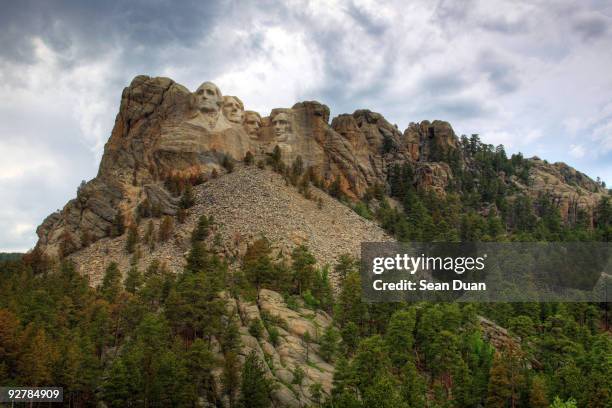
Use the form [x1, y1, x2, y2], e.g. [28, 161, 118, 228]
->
[194, 82, 223, 112]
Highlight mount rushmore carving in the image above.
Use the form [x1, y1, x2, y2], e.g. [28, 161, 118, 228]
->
[33, 75, 605, 258]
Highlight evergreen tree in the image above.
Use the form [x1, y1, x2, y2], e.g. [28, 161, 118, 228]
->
[529, 375, 549, 408]
[124, 265, 143, 294]
[399, 359, 426, 408]
[362, 375, 408, 408]
[100, 262, 122, 302]
[243, 237, 276, 297]
[244, 151, 254, 165]
[179, 183, 195, 209]
[320, 326, 340, 363]
[125, 224, 139, 254]
[192, 214, 212, 243]
[112, 211, 125, 237]
[291, 245, 316, 294]
[351, 335, 391, 394]
[186, 339, 215, 404]
[334, 254, 359, 281]
[239, 351, 274, 408]
[158, 215, 174, 242]
[385, 309, 416, 370]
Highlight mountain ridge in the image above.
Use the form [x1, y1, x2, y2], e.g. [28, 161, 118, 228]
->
[33, 74, 607, 262]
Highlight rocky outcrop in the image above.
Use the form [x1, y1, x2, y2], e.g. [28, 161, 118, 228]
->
[234, 289, 334, 407]
[403, 120, 459, 162]
[34, 75, 606, 257]
[515, 158, 606, 225]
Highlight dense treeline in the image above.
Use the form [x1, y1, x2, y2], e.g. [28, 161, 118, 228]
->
[377, 135, 611, 243]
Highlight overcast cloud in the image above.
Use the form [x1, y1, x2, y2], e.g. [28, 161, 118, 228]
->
[1, 0, 611, 251]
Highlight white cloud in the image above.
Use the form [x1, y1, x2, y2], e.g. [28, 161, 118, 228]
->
[569, 144, 586, 158]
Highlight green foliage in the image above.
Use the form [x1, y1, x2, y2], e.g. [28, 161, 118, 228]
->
[222, 154, 235, 173]
[320, 326, 340, 363]
[248, 319, 264, 339]
[179, 183, 195, 209]
[550, 396, 578, 408]
[124, 265, 143, 294]
[239, 351, 275, 408]
[99, 262, 121, 303]
[291, 245, 317, 295]
[244, 151, 254, 165]
[385, 309, 416, 369]
[191, 214, 213, 243]
[125, 224, 139, 254]
[266, 145, 284, 172]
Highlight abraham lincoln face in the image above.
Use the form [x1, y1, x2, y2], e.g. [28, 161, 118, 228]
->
[272, 112, 291, 140]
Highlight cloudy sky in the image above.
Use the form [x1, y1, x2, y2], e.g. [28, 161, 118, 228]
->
[1, 0, 611, 252]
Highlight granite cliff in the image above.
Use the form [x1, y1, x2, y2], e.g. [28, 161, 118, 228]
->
[35, 75, 606, 259]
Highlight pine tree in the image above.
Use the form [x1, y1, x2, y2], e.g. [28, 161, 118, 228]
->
[124, 265, 143, 294]
[186, 339, 215, 403]
[334, 254, 359, 281]
[351, 335, 391, 394]
[222, 351, 240, 407]
[244, 151, 254, 165]
[180, 183, 195, 209]
[112, 211, 125, 237]
[243, 237, 276, 298]
[319, 326, 340, 363]
[385, 309, 416, 369]
[125, 224, 139, 254]
[239, 351, 274, 408]
[158, 215, 174, 242]
[191, 215, 212, 243]
[17, 325, 56, 385]
[399, 359, 426, 408]
[100, 262, 122, 302]
[529, 375, 549, 408]
[291, 245, 316, 295]
[336, 271, 366, 329]
[362, 375, 408, 408]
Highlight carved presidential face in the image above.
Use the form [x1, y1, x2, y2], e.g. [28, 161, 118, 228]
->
[272, 112, 291, 140]
[222, 96, 244, 124]
[244, 111, 262, 138]
[194, 82, 223, 113]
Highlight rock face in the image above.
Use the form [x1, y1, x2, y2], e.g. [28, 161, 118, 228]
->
[521, 158, 606, 226]
[233, 289, 335, 407]
[35, 75, 606, 257]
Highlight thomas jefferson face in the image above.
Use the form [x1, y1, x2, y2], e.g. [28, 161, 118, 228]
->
[222, 96, 244, 124]
[244, 111, 262, 137]
[194, 82, 222, 113]
[272, 112, 291, 139]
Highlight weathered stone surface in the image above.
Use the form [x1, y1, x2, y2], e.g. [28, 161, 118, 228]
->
[34, 74, 605, 265]
[514, 157, 606, 225]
